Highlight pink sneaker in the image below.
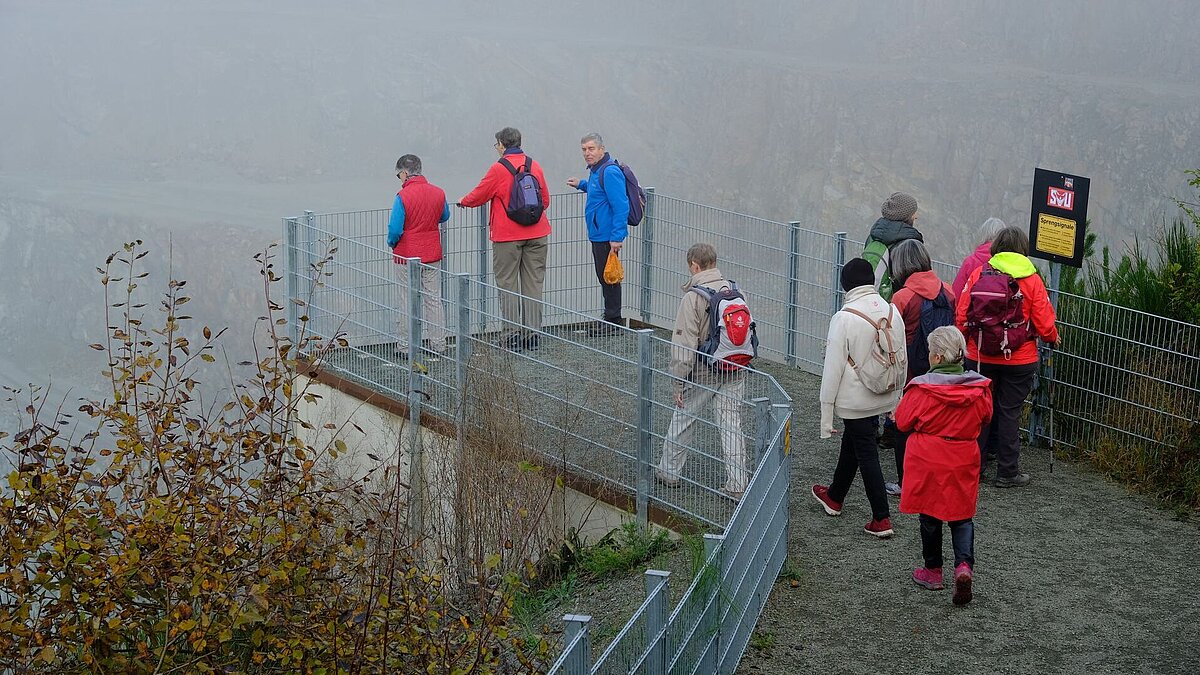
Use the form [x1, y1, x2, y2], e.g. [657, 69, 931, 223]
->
[953, 563, 974, 606]
[864, 517, 894, 538]
[912, 566, 944, 590]
[811, 485, 842, 516]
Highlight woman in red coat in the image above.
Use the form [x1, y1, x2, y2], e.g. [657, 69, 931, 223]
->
[896, 326, 993, 606]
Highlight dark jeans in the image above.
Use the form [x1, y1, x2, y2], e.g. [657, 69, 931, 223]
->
[591, 240, 623, 322]
[828, 415, 890, 521]
[919, 514, 975, 569]
[967, 359, 1037, 479]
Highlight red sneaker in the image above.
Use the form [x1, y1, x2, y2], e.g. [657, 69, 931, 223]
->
[912, 566, 944, 590]
[864, 517, 894, 538]
[953, 562, 974, 606]
[811, 485, 842, 516]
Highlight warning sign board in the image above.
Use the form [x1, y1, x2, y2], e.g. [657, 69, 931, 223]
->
[1029, 168, 1089, 267]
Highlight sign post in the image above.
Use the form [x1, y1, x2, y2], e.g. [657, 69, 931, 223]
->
[1027, 167, 1090, 473]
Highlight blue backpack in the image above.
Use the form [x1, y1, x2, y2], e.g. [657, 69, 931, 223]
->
[907, 287, 955, 376]
[597, 159, 647, 226]
[499, 156, 544, 226]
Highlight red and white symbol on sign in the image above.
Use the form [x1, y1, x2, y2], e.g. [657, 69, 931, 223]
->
[1048, 187, 1074, 210]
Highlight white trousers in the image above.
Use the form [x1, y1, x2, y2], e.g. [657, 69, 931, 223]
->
[657, 372, 750, 493]
[394, 262, 447, 352]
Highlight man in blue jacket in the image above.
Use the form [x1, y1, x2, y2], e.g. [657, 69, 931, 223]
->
[568, 132, 630, 336]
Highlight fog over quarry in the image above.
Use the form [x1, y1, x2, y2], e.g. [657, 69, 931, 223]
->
[2, 1, 1198, 433]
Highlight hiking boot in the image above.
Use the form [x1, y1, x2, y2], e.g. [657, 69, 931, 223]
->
[953, 563, 974, 606]
[811, 485, 842, 516]
[586, 320, 622, 338]
[993, 473, 1031, 488]
[503, 333, 526, 352]
[522, 333, 541, 351]
[721, 488, 744, 502]
[864, 517, 894, 538]
[912, 566, 944, 590]
[885, 481, 902, 497]
[654, 471, 680, 488]
[878, 421, 897, 449]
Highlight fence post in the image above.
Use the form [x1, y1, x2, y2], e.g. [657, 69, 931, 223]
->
[304, 210, 318, 338]
[636, 329, 655, 527]
[751, 397, 771, 471]
[786, 220, 801, 367]
[700, 533, 725, 673]
[1030, 262, 1063, 446]
[477, 206, 490, 337]
[832, 231, 848, 315]
[405, 259, 426, 537]
[644, 570, 670, 675]
[455, 273, 472, 448]
[563, 614, 593, 673]
[640, 187, 657, 324]
[284, 217, 301, 348]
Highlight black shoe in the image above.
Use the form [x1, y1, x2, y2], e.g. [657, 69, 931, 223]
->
[879, 425, 898, 450]
[504, 333, 526, 352]
[993, 473, 1031, 488]
[586, 320, 622, 338]
[523, 333, 541, 351]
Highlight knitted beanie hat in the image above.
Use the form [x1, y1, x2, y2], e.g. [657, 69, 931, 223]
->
[881, 192, 919, 222]
[841, 257, 875, 291]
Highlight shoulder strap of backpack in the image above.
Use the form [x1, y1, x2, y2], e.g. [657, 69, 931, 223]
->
[842, 307, 881, 329]
[498, 157, 517, 175]
[596, 158, 617, 190]
[522, 157, 532, 173]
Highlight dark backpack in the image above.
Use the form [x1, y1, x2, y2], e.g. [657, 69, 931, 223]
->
[596, 159, 647, 226]
[499, 157, 544, 225]
[691, 281, 758, 372]
[965, 265, 1032, 358]
[862, 238, 894, 301]
[907, 287, 955, 376]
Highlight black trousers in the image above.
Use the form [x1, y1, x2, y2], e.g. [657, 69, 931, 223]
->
[967, 360, 1038, 479]
[919, 514, 975, 569]
[828, 415, 890, 521]
[591, 240, 623, 322]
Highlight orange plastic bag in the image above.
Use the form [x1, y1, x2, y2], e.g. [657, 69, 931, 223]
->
[603, 251, 625, 284]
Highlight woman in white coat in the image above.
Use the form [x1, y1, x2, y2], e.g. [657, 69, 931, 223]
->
[812, 258, 906, 538]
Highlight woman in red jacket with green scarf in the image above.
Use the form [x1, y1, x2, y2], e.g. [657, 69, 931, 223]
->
[896, 326, 993, 606]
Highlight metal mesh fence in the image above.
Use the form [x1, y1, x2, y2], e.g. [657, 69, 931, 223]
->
[283, 190, 1199, 674]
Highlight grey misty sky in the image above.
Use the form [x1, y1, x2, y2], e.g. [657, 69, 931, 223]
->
[0, 0, 1197, 427]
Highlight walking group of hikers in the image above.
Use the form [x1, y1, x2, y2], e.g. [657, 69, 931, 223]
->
[812, 192, 1059, 606]
[387, 127, 755, 503]
[387, 130, 1059, 607]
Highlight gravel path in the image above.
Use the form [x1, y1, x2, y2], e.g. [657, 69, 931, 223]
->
[738, 365, 1200, 675]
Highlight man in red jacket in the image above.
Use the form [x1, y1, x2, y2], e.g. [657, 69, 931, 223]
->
[459, 127, 552, 352]
[388, 154, 450, 357]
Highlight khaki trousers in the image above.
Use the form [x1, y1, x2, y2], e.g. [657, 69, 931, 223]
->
[492, 236, 548, 333]
[657, 370, 750, 493]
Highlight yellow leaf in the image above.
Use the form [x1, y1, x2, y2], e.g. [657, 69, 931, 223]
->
[38, 645, 55, 663]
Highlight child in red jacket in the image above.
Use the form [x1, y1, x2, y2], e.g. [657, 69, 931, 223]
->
[896, 326, 993, 606]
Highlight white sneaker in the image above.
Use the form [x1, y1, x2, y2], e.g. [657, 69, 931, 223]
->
[885, 482, 902, 497]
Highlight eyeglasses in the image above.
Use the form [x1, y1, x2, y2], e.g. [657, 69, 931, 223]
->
[494, 141, 503, 149]
[396, 170, 405, 179]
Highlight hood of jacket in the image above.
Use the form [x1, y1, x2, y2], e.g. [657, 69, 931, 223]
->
[868, 217, 924, 247]
[988, 251, 1037, 279]
[900, 269, 946, 300]
[905, 369, 992, 407]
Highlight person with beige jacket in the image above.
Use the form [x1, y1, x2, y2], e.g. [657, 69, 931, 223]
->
[812, 257, 906, 538]
[655, 243, 750, 501]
